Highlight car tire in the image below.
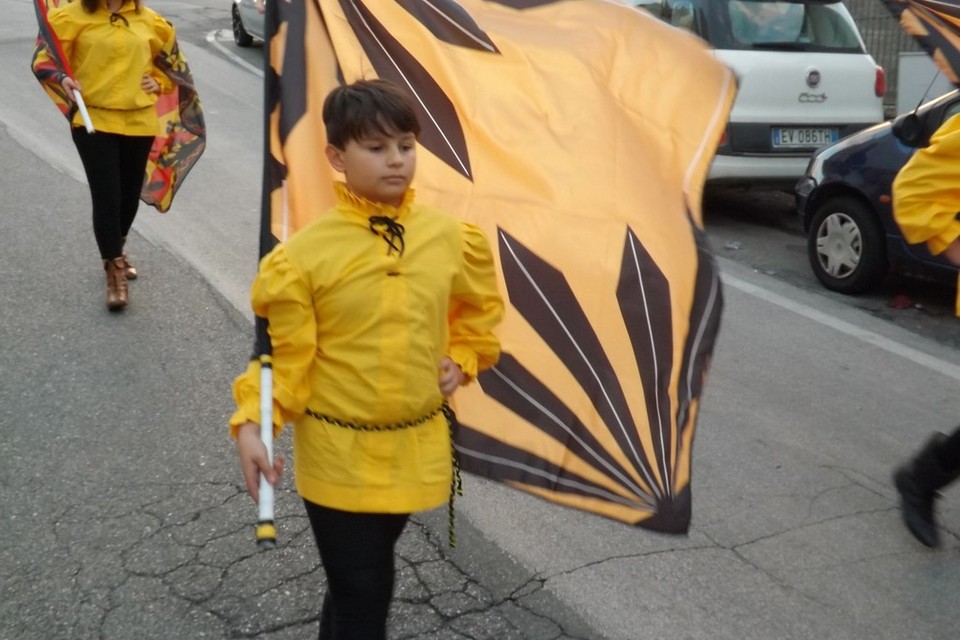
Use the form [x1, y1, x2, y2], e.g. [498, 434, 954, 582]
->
[232, 5, 254, 47]
[807, 196, 887, 294]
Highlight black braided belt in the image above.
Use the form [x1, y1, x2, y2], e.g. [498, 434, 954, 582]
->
[305, 405, 442, 431]
[305, 401, 463, 548]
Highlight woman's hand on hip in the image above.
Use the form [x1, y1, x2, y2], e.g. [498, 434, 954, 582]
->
[943, 238, 960, 266]
[235, 421, 284, 504]
[439, 356, 465, 396]
[140, 74, 161, 95]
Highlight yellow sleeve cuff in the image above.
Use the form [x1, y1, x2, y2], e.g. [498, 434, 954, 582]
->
[448, 345, 479, 383]
[926, 220, 960, 256]
[229, 359, 285, 440]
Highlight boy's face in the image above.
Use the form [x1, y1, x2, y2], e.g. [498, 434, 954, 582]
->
[325, 128, 417, 208]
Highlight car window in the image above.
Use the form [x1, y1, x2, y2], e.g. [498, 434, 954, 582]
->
[724, 1, 863, 52]
[634, 0, 704, 35]
[943, 100, 960, 123]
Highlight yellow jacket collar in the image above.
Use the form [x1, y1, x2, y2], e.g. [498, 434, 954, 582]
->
[333, 182, 414, 221]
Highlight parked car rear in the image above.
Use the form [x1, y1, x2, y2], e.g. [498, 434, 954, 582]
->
[627, 0, 885, 188]
[232, 0, 265, 47]
[795, 90, 960, 294]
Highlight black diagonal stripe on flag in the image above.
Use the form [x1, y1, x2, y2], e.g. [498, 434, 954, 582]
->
[456, 424, 657, 512]
[477, 354, 656, 502]
[339, 0, 473, 180]
[275, 0, 309, 149]
[497, 228, 660, 497]
[617, 228, 675, 496]
[395, 0, 500, 53]
[675, 217, 723, 441]
[487, 0, 565, 8]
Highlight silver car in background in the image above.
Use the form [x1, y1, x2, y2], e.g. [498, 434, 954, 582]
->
[232, 0, 265, 47]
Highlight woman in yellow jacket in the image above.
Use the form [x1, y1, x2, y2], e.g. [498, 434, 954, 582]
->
[230, 80, 504, 640]
[890, 113, 960, 549]
[34, 0, 177, 310]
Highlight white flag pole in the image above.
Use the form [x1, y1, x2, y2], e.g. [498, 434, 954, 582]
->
[72, 89, 94, 134]
[256, 357, 276, 549]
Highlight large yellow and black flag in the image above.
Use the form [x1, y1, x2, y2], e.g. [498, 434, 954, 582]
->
[259, 0, 736, 533]
[883, 0, 960, 87]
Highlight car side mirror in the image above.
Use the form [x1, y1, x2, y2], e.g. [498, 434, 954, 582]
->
[892, 113, 923, 147]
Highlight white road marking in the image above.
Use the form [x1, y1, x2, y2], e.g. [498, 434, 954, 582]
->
[206, 29, 264, 77]
[722, 272, 960, 382]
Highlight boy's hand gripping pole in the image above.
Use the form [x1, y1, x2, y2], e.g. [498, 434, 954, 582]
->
[256, 356, 276, 549]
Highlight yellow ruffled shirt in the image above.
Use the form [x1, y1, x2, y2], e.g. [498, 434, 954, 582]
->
[892, 113, 960, 317]
[230, 183, 504, 513]
[39, 1, 175, 135]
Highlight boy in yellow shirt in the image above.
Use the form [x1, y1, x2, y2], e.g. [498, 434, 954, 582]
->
[230, 79, 503, 639]
[890, 113, 960, 549]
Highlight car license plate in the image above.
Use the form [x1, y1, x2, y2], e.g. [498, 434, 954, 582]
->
[772, 127, 839, 148]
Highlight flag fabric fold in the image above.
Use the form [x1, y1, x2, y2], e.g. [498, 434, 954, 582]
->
[31, 0, 77, 121]
[882, 0, 960, 87]
[31, 0, 206, 213]
[260, 0, 735, 533]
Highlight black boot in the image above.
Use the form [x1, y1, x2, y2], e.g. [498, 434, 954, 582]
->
[893, 432, 960, 547]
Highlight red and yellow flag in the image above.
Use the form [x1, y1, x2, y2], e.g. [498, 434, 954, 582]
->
[261, 0, 735, 533]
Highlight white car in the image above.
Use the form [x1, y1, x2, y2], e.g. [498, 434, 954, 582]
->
[628, 0, 885, 188]
[232, 0, 265, 47]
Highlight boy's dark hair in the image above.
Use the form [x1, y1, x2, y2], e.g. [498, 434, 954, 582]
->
[82, 0, 141, 11]
[323, 79, 421, 149]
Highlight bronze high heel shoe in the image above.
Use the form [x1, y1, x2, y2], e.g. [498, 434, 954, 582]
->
[121, 236, 137, 280]
[103, 257, 128, 311]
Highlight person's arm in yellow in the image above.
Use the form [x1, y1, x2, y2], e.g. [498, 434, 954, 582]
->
[892, 114, 960, 316]
[446, 223, 505, 386]
[229, 245, 317, 502]
[32, 8, 78, 108]
[892, 113, 960, 257]
[150, 13, 178, 95]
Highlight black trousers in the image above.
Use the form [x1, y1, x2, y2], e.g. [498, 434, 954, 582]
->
[303, 501, 409, 640]
[71, 128, 154, 260]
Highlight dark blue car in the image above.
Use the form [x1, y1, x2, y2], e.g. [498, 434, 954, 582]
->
[795, 90, 960, 294]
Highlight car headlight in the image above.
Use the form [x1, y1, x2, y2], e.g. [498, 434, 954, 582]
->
[795, 175, 817, 199]
[803, 153, 826, 186]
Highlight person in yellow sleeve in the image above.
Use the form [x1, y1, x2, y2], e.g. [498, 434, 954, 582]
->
[890, 113, 960, 549]
[33, 0, 178, 310]
[230, 79, 504, 640]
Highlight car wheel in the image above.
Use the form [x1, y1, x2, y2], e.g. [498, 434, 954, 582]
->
[232, 5, 254, 47]
[807, 196, 887, 294]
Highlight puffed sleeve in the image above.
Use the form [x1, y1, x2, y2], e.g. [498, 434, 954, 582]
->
[229, 245, 317, 439]
[31, 7, 80, 120]
[447, 223, 504, 381]
[46, 7, 78, 47]
[150, 13, 177, 95]
[33, 7, 76, 78]
[892, 113, 960, 256]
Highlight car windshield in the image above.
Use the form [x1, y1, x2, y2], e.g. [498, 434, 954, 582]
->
[722, 1, 864, 52]
[635, 1, 867, 53]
